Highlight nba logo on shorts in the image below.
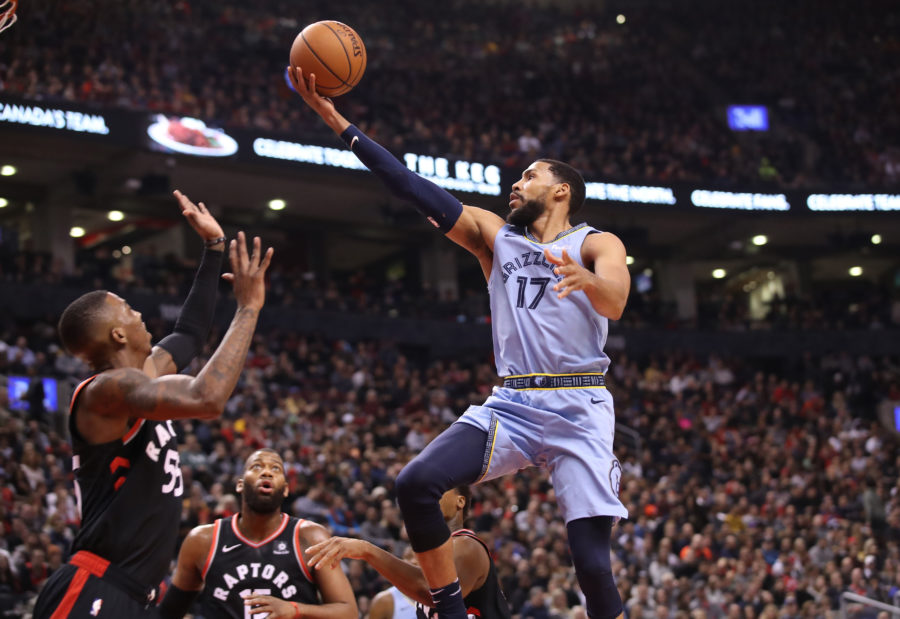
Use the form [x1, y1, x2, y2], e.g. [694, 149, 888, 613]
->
[274, 541, 290, 555]
[533, 376, 546, 387]
[90, 598, 103, 616]
[609, 460, 622, 497]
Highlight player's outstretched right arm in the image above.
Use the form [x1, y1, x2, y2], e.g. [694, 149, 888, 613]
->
[288, 67, 504, 275]
[85, 232, 273, 422]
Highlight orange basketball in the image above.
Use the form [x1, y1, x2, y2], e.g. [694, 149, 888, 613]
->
[290, 21, 367, 97]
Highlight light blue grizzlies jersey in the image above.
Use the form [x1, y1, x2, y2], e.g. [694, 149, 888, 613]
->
[488, 223, 610, 377]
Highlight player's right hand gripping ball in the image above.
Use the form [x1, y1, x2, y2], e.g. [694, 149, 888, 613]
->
[290, 21, 366, 97]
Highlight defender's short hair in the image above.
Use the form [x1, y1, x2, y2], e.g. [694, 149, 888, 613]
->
[58, 290, 111, 355]
[537, 159, 586, 214]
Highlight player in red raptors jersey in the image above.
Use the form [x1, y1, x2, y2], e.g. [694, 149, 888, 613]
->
[160, 449, 357, 619]
[33, 193, 273, 619]
[307, 487, 510, 619]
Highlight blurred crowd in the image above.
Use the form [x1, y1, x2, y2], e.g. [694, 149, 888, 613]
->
[3, 245, 899, 335]
[0, 0, 897, 190]
[2, 302, 899, 617]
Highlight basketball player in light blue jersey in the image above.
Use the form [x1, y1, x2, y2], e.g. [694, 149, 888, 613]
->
[290, 67, 629, 619]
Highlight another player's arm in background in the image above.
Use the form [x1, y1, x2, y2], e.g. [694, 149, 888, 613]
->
[83, 233, 273, 424]
[287, 67, 505, 280]
[243, 523, 358, 619]
[368, 590, 395, 619]
[150, 191, 226, 377]
[158, 524, 213, 619]
[544, 232, 630, 320]
[305, 535, 488, 608]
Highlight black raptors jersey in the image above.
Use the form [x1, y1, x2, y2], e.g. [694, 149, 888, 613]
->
[200, 514, 320, 618]
[416, 530, 511, 619]
[69, 375, 183, 587]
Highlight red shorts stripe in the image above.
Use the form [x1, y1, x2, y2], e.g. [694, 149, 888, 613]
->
[69, 551, 110, 578]
[49, 568, 90, 619]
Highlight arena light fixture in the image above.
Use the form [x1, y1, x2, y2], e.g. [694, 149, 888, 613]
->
[751, 234, 768, 246]
[616, 14, 626, 24]
[69, 226, 86, 238]
[625, 256, 635, 265]
[268, 198, 286, 211]
[122, 245, 132, 255]
[712, 268, 727, 279]
[871, 234, 882, 245]
[0, 165, 16, 176]
[107, 210, 125, 222]
[0, 197, 7, 208]
[849, 266, 863, 277]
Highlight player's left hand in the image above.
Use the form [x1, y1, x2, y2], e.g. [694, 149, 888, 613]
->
[545, 248, 594, 299]
[173, 190, 225, 248]
[242, 593, 299, 618]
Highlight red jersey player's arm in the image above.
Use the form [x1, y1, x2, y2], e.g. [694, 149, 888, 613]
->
[77, 234, 272, 444]
[368, 589, 395, 619]
[170, 524, 214, 592]
[158, 524, 214, 619]
[294, 522, 358, 619]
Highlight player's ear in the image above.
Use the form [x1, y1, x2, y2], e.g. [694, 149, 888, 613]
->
[110, 326, 127, 345]
[555, 182, 570, 202]
[235, 478, 243, 494]
[457, 495, 466, 512]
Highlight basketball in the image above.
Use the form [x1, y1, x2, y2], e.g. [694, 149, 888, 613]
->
[290, 21, 367, 97]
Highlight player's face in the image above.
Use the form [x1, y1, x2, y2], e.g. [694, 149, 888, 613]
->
[438, 488, 464, 522]
[238, 451, 288, 514]
[108, 293, 152, 355]
[508, 163, 553, 226]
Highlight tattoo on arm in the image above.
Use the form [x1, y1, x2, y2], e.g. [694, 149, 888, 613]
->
[91, 307, 260, 421]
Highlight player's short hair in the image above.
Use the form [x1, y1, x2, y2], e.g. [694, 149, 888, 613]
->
[58, 290, 111, 355]
[456, 485, 472, 521]
[537, 159, 586, 215]
[244, 448, 283, 471]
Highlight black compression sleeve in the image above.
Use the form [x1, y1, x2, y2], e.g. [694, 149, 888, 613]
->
[158, 584, 201, 619]
[157, 247, 223, 371]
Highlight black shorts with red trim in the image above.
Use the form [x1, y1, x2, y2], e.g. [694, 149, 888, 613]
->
[33, 555, 160, 619]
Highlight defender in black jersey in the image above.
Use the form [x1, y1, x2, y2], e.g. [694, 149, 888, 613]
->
[307, 487, 510, 619]
[160, 449, 357, 619]
[33, 196, 273, 619]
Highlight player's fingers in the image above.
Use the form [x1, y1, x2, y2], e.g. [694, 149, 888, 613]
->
[228, 238, 238, 272]
[173, 190, 194, 212]
[197, 201, 207, 213]
[249, 236, 262, 269]
[558, 285, 575, 299]
[560, 248, 573, 263]
[543, 248, 564, 265]
[236, 231, 249, 269]
[221, 273, 234, 282]
[258, 247, 274, 273]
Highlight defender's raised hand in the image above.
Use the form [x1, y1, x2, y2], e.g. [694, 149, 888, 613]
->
[222, 231, 273, 311]
[173, 190, 225, 248]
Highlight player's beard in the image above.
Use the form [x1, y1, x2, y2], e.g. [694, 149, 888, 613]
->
[507, 198, 545, 227]
[242, 484, 285, 514]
